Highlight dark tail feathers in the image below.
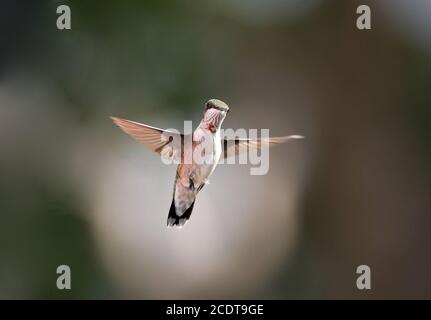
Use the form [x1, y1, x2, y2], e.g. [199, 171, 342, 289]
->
[167, 199, 195, 227]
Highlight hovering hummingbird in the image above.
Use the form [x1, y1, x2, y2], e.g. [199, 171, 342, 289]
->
[111, 99, 303, 228]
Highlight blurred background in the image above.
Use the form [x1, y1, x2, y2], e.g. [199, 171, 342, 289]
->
[1, 0, 431, 299]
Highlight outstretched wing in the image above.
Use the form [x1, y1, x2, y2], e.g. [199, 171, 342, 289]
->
[111, 117, 184, 162]
[222, 135, 303, 159]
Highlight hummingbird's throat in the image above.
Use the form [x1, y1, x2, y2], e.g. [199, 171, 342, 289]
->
[207, 123, 216, 133]
[201, 110, 223, 133]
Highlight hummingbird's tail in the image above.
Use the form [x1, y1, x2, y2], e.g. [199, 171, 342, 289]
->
[167, 198, 195, 228]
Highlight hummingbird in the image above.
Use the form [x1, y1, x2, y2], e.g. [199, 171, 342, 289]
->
[111, 99, 303, 228]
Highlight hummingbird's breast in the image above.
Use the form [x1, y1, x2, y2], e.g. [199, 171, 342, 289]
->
[187, 128, 221, 189]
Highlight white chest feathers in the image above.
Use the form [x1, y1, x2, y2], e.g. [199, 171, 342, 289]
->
[192, 129, 221, 181]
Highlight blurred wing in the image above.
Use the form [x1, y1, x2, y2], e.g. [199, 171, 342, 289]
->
[223, 135, 303, 159]
[111, 117, 184, 161]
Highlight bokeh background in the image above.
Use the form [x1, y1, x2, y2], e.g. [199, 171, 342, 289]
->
[1, 0, 431, 299]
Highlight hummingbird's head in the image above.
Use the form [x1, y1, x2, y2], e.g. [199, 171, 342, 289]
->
[205, 99, 229, 113]
[202, 99, 229, 130]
